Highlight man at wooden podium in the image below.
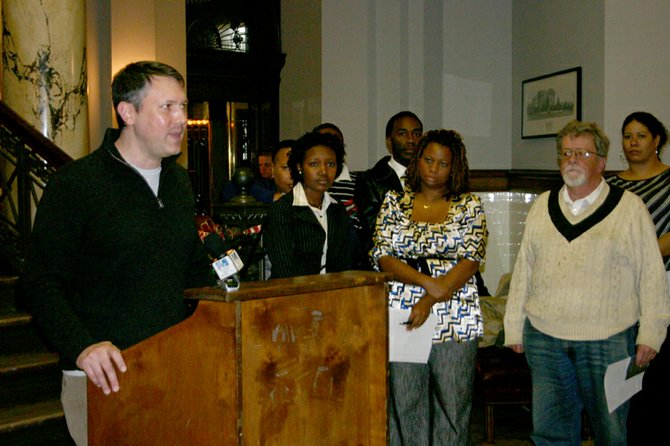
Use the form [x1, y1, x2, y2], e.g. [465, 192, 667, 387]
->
[22, 61, 215, 445]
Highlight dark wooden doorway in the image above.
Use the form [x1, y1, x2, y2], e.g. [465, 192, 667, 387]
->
[185, 0, 286, 215]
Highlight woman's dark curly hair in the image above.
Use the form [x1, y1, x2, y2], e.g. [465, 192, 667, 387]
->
[405, 129, 470, 198]
[288, 131, 346, 184]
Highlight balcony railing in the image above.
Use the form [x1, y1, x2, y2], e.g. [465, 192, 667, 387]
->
[0, 101, 72, 273]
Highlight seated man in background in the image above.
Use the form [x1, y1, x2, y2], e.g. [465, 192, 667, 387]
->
[257, 149, 274, 182]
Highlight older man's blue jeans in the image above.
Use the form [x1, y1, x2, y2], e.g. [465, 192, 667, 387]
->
[523, 320, 635, 446]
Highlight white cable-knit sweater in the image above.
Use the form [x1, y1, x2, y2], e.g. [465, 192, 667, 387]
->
[504, 183, 670, 352]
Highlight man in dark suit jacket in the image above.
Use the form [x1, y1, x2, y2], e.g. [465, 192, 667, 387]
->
[355, 111, 424, 254]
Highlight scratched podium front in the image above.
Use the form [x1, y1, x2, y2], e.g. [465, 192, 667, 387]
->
[87, 271, 390, 445]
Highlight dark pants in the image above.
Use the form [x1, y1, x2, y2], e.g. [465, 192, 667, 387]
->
[388, 339, 477, 446]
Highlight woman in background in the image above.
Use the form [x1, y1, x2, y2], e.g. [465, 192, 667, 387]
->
[606, 111, 670, 445]
[370, 129, 487, 446]
[264, 131, 352, 279]
[270, 139, 296, 200]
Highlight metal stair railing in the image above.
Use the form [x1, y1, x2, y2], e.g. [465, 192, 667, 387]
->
[0, 101, 72, 273]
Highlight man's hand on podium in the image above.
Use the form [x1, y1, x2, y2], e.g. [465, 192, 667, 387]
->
[76, 341, 127, 395]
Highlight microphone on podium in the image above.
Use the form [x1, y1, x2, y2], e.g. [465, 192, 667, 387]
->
[203, 233, 244, 291]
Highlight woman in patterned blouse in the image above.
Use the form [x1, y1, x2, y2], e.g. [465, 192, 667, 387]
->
[370, 129, 488, 446]
[606, 111, 670, 444]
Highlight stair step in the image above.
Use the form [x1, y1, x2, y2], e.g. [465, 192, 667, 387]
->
[0, 400, 64, 433]
[0, 351, 59, 374]
[0, 276, 19, 286]
[0, 276, 19, 287]
[0, 276, 55, 356]
[0, 276, 75, 444]
[0, 312, 31, 328]
[0, 400, 74, 446]
[0, 352, 62, 410]
[0, 311, 53, 355]
[0, 275, 19, 313]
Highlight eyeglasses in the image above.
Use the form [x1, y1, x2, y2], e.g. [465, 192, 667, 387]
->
[557, 149, 601, 161]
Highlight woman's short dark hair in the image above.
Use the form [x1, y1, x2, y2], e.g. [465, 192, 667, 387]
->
[272, 139, 296, 161]
[288, 131, 345, 183]
[313, 123, 344, 143]
[405, 129, 470, 197]
[621, 111, 669, 157]
[111, 61, 184, 128]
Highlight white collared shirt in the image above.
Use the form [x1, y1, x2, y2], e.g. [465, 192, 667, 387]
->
[334, 164, 352, 182]
[388, 157, 407, 189]
[562, 178, 605, 216]
[292, 183, 336, 273]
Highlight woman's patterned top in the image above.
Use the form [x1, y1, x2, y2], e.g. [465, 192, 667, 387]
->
[370, 190, 488, 343]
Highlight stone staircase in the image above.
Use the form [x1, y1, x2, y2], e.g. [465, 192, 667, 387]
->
[0, 275, 75, 445]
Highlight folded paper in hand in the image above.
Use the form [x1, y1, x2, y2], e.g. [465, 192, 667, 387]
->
[604, 355, 645, 413]
[389, 308, 437, 363]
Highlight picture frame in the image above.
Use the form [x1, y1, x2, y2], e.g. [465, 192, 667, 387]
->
[522, 67, 581, 139]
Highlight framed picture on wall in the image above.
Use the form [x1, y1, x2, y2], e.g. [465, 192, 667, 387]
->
[522, 67, 581, 139]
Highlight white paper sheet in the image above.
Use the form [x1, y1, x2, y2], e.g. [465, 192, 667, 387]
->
[604, 355, 644, 413]
[388, 308, 437, 363]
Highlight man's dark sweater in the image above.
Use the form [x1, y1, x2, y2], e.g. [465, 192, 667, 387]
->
[22, 129, 215, 370]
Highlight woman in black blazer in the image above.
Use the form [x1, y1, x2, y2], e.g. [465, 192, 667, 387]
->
[264, 131, 353, 279]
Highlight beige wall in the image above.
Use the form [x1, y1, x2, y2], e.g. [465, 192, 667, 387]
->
[279, 0, 322, 140]
[603, 0, 670, 171]
[86, 0, 186, 161]
[321, 1, 513, 171]
[86, 0, 111, 151]
[109, 0, 186, 78]
[512, 0, 605, 170]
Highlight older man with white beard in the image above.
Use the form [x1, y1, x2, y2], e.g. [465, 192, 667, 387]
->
[504, 120, 670, 446]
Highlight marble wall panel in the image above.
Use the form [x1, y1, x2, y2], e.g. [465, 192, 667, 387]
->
[2, 0, 88, 158]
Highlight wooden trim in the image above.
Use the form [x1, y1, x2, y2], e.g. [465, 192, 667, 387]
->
[470, 169, 563, 193]
[470, 170, 509, 192]
[185, 270, 393, 303]
[507, 169, 563, 193]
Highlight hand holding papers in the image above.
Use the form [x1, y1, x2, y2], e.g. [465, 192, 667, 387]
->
[604, 355, 646, 413]
[389, 308, 437, 363]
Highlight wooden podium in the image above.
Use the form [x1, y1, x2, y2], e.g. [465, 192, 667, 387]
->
[87, 271, 390, 445]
